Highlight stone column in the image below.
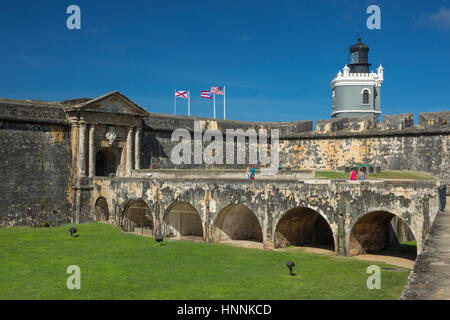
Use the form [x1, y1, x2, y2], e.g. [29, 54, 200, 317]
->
[203, 189, 211, 243]
[337, 199, 348, 256]
[78, 123, 87, 177]
[75, 189, 81, 224]
[126, 127, 134, 176]
[71, 122, 79, 172]
[88, 124, 95, 177]
[135, 127, 141, 170]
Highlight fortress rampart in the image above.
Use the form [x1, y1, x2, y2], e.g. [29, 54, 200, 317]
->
[0, 93, 449, 229]
[143, 112, 450, 180]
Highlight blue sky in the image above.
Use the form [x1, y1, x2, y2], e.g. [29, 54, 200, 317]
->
[0, 0, 449, 122]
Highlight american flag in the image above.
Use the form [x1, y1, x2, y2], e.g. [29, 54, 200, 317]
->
[175, 91, 189, 99]
[200, 91, 213, 99]
[211, 86, 224, 95]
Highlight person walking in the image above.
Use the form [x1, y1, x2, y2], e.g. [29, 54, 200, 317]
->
[246, 166, 251, 179]
[249, 164, 255, 180]
[350, 169, 357, 180]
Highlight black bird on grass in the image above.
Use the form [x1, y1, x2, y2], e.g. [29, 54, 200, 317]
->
[155, 232, 163, 246]
[69, 227, 79, 238]
[286, 260, 296, 276]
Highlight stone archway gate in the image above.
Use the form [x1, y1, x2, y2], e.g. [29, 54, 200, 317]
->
[91, 176, 440, 256]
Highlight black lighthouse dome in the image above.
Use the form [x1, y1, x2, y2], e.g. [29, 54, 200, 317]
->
[348, 37, 371, 73]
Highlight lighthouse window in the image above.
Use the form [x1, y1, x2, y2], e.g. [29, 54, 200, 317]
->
[362, 89, 370, 105]
[351, 51, 359, 64]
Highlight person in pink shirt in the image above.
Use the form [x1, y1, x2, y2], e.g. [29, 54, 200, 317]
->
[350, 169, 357, 180]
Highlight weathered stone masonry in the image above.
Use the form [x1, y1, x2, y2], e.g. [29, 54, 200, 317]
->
[0, 91, 448, 257]
[144, 112, 450, 178]
[92, 176, 439, 255]
[0, 100, 72, 227]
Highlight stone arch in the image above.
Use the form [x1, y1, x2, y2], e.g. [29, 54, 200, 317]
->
[94, 197, 109, 222]
[213, 204, 263, 243]
[163, 201, 204, 240]
[348, 210, 418, 256]
[121, 199, 154, 235]
[274, 207, 335, 251]
[95, 149, 118, 176]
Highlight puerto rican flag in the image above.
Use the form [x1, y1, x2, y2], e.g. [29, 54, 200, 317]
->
[200, 91, 213, 99]
[175, 91, 189, 99]
[210, 86, 224, 95]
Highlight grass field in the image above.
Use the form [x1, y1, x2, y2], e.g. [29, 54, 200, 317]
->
[315, 170, 435, 180]
[0, 223, 411, 300]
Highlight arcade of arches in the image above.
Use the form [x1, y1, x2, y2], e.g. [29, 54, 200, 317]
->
[274, 207, 334, 250]
[100, 194, 418, 260]
[164, 202, 203, 239]
[121, 200, 154, 235]
[213, 204, 263, 243]
[348, 211, 417, 257]
[94, 197, 109, 222]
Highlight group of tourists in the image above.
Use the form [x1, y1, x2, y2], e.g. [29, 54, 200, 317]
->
[350, 168, 366, 180]
[245, 164, 366, 181]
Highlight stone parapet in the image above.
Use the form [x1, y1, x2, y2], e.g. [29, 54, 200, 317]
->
[420, 111, 450, 129]
[382, 113, 414, 130]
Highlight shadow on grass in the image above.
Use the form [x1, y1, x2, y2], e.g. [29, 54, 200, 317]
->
[376, 242, 417, 261]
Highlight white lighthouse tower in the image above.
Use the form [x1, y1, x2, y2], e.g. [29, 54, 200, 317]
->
[330, 38, 384, 118]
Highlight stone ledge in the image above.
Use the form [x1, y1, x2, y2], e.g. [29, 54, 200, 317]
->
[0, 115, 69, 126]
[99, 175, 439, 187]
[133, 168, 315, 180]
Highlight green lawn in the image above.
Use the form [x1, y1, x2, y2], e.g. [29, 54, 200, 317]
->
[315, 170, 435, 180]
[0, 223, 411, 300]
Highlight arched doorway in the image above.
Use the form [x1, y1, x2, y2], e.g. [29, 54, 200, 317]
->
[213, 204, 263, 243]
[94, 197, 109, 222]
[164, 201, 203, 240]
[122, 200, 154, 235]
[274, 207, 334, 250]
[95, 149, 117, 177]
[348, 211, 417, 259]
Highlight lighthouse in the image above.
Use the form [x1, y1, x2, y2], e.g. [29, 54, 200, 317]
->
[330, 38, 384, 118]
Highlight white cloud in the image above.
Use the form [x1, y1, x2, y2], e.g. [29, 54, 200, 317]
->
[417, 7, 450, 30]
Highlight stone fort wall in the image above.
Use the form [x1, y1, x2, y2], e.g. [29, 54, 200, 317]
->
[1, 97, 449, 228]
[0, 100, 73, 227]
[143, 112, 450, 179]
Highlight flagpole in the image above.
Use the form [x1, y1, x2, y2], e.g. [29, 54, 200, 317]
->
[223, 86, 226, 119]
[188, 91, 190, 116]
[174, 89, 176, 115]
[213, 94, 216, 119]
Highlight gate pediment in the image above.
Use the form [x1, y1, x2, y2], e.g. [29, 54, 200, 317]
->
[66, 91, 148, 116]
[65, 91, 148, 127]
